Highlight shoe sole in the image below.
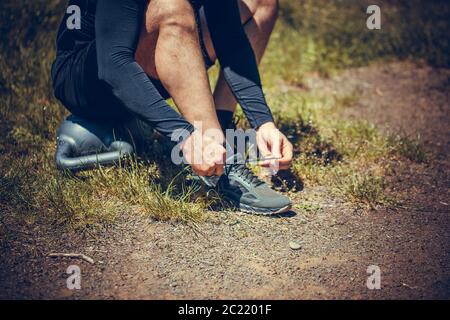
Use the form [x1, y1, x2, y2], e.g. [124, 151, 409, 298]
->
[226, 197, 292, 216]
[240, 203, 292, 215]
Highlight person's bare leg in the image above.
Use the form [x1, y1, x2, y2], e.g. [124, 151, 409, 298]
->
[200, 0, 279, 112]
[136, 0, 221, 133]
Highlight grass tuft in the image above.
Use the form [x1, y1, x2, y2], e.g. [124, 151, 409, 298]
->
[333, 170, 389, 209]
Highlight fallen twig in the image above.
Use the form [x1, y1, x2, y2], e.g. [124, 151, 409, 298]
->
[402, 282, 418, 290]
[48, 252, 95, 264]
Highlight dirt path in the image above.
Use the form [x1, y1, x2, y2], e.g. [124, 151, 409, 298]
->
[1, 61, 449, 299]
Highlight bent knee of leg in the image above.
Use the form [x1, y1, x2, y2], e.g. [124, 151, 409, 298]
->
[154, 0, 197, 36]
[255, 0, 279, 21]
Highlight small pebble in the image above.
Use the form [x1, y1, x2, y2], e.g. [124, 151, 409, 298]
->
[289, 241, 302, 250]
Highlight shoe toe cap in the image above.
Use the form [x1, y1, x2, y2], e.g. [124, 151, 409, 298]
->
[253, 188, 292, 209]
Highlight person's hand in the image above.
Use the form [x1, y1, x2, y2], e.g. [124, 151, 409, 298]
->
[181, 129, 226, 176]
[256, 122, 293, 171]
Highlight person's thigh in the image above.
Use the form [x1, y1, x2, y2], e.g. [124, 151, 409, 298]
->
[57, 40, 163, 122]
[53, 41, 130, 121]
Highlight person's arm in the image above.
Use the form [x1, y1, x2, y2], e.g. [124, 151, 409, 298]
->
[95, 0, 193, 139]
[203, 0, 274, 129]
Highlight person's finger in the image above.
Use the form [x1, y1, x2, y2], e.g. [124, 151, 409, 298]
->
[205, 168, 215, 177]
[217, 146, 227, 176]
[257, 137, 273, 167]
[278, 160, 292, 170]
[271, 135, 282, 159]
[259, 161, 272, 168]
[214, 163, 224, 177]
[194, 167, 208, 176]
[278, 140, 294, 169]
[266, 135, 281, 172]
[216, 146, 227, 165]
[194, 160, 212, 177]
[257, 136, 272, 157]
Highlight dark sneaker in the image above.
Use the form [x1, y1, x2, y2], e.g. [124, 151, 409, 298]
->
[196, 162, 292, 215]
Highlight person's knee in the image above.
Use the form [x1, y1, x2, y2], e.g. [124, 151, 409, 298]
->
[255, 0, 279, 22]
[153, 0, 197, 37]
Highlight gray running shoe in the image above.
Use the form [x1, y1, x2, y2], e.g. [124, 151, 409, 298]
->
[197, 162, 292, 215]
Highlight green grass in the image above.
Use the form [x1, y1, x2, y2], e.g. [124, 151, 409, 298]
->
[335, 171, 389, 209]
[0, 0, 446, 227]
[264, 0, 450, 86]
[0, 153, 209, 230]
[264, 89, 427, 208]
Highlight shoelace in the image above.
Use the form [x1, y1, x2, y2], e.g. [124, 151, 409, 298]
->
[226, 163, 265, 187]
